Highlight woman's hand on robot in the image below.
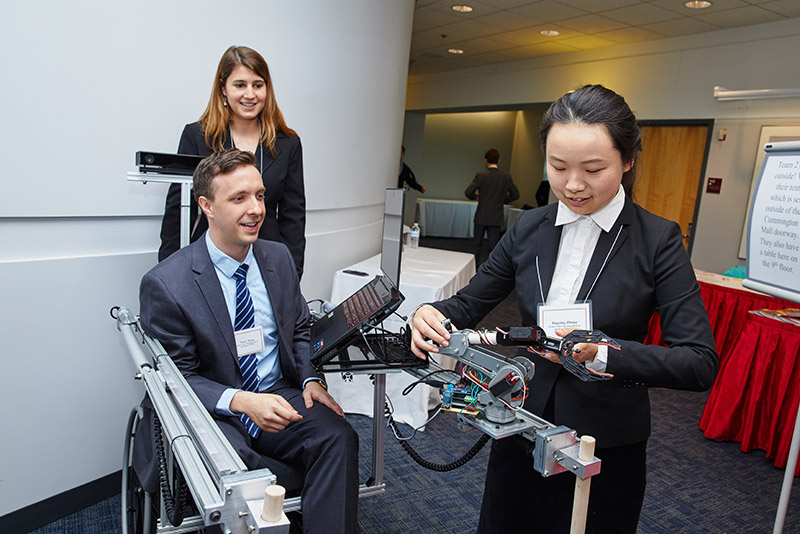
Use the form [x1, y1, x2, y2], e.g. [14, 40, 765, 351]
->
[538, 327, 599, 365]
[410, 305, 457, 359]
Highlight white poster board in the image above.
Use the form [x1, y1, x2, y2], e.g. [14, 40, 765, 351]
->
[738, 126, 800, 259]
[743, 141, 800, 304]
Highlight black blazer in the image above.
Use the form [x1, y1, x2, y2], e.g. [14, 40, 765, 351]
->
[398, 162, 424, 192]
[433, 199, 718, 447]
[158, 122, 306, 277]
[465, 167, 519, 226]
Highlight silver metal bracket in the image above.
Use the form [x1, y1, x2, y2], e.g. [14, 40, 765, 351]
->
[555, 444, 602, 480]
[215, 469, 278, 533]
[532, 426, 601, 478]
[533, 426, 578, 477]
[457, 413, 539, 439]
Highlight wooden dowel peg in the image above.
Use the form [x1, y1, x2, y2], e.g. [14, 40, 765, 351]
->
[570, 435, 596, 534]
[261, 484, 286, 523]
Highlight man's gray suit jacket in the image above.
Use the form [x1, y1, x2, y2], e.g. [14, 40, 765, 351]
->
[134, 237, 321, 492]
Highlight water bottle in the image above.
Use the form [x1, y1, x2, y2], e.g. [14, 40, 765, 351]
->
[410, 223, 420, 249]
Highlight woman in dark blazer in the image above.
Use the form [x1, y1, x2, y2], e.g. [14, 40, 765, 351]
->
[158, 46, 306, 277]
[410, 85, 718, 534]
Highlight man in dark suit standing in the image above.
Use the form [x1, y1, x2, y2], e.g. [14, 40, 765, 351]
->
[465, 148, 519, 263]
[138, 148, 359, 533]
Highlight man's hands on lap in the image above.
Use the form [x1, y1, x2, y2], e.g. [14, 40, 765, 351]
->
[302, 381, 345, 417]
[231, 391, 303, 433]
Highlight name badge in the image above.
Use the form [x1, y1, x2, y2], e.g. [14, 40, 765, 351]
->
[537, 302, 593, 338]
[235, 326, 264, 357]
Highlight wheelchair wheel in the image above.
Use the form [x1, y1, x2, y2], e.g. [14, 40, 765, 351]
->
[126, 465, 157, 534]
[123, 406, 159, 534]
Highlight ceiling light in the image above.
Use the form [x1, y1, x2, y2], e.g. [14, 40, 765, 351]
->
[684, 0, 712, 8]
[713, 85, 800, 101]
[540, 29, 560, 37]
[451, 5, 474, 13]
[448, 48, 465, 55]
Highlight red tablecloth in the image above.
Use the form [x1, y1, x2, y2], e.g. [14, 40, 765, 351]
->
[645, 277, 800, 472]
[699, 314, 800, 474]
[645, 280, 796, 363]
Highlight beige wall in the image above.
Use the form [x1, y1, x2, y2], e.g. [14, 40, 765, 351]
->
[510, 110, 546, 209]
[419, 111, 518, 200]
[402, 109, 545, 223]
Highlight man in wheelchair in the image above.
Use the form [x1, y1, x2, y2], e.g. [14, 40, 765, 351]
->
[135, 148, 359, 533]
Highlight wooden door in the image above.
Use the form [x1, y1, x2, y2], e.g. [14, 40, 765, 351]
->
[634, 124, 711, 251]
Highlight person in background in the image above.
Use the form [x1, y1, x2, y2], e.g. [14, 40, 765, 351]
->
[465, 148, 519, 263]
[536, 162, 551, 207]
[398, 145, 426, 193]
[411, 85, 718, 534]
[158, 45, 306, 278]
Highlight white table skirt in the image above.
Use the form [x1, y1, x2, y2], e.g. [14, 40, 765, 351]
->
[507, 207, 523, 229]
[415, 198, 518, 238]
[324, 246, 475, 428]
[416, 199, 478, 238]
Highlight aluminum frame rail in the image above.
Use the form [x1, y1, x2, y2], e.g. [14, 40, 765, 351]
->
[115, 307, 282, 533]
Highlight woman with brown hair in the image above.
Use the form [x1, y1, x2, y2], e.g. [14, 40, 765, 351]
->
[158, 45, 306, 277]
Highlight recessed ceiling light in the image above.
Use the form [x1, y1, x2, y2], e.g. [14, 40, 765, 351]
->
[540, 29, 560, 37]
[451, 4, 474, 13]
[448, 48, 465, 55]
[684, 0, 712, 8]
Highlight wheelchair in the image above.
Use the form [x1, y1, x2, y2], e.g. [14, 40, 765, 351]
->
[114, 307, 305, 534]
[122, 404, 305, 534]
[114, 306, 388, 534]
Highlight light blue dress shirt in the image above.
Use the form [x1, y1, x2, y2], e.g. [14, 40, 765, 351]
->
[206, 233, 282, 416]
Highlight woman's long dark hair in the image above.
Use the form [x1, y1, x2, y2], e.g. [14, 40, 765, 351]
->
[540, 84, 642, 195]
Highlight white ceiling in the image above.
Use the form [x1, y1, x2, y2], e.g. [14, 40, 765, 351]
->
[410, 0, 800, 74]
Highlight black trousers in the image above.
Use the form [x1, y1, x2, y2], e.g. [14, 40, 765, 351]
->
[472, 224, 502, 263]
[217, 380, 360, 534]
[476, 435, 647, 534]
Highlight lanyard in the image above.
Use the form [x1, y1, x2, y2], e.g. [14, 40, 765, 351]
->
[583, 224, 623, 301]
[536, 223, 624, 304]
[228, 125, 264, 176]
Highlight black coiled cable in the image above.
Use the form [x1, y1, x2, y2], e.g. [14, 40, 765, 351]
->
[385, 402, 491, 472]
[153, 415, 188, 527]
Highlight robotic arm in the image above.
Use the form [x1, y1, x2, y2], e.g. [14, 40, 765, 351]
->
[437, 329, 534, 424]
[426, 322, 621, 479]
[460, 324, 620, 382]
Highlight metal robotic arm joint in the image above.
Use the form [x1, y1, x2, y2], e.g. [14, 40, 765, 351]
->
[428, 324, 606, 479]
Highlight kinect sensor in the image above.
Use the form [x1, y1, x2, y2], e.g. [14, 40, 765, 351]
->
[136, 151, 204, 176]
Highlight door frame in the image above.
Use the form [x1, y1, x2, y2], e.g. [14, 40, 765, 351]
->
[637, 119, 714, 256]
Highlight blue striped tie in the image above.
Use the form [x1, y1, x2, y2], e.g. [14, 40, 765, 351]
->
[233, 264, 262, 439]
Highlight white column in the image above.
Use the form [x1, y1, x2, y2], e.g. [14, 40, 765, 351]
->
[0, 0, 414, 516]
